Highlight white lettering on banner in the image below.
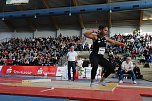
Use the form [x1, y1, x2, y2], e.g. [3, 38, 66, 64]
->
[37, 68, 43, 74]
[14, 70, 32, 75]
[1, 66, 58, 76]
[6, 67, 12, 74]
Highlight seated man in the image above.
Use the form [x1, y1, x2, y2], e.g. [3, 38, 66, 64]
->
[118, 57, 137, 84]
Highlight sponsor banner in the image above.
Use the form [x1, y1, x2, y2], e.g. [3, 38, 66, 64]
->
[1, 66, 57, 76]
[56, 66, 67, 80]
[0, 66, 79, 79]
[56, 66, 79, 80]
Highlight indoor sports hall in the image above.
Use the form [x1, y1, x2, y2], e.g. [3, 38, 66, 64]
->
[0, 0, 152, 101]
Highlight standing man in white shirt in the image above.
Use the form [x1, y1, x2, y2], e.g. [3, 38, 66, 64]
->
[118, 57, 137, 84]
[66, 46, 78, 81]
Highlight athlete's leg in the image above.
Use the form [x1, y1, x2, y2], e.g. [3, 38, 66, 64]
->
[98, 55, 114, 85]
[89, 53, 99, 84]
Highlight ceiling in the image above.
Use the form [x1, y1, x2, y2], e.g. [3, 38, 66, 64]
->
[0, 0, 151, 32]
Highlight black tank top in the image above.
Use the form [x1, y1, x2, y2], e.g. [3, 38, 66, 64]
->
[92, 35, 107, 54]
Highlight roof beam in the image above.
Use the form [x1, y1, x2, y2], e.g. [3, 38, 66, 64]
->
[41, 0, 50, 8]
[139, 10, 143, 27]
[106, 0, 112, 28]
[72, 0, 85, 29]
[41, 0, 59, 30]
[106, 0, 111, 3]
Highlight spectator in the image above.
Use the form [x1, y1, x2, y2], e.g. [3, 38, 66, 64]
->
[139, 53, 146, 64]
[66, 46, 78, 81]
[76, 57, 83, 68]
[118, 57, 137, 84]
[83, 42, 89, 51]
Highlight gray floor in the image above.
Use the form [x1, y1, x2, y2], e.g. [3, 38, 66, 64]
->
[104, 78, 152, 87]
[142, 97, 152, 101]
[78, 77, 152, 87]
[0, 95, 67, 101]
[3, 75, 152, 87]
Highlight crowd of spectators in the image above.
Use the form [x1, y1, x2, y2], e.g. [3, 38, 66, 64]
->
[105, 33, 151, 79]
[106, 33, 152, 64]
[0, 33, 151, 66]
[0, 34, 84, 66]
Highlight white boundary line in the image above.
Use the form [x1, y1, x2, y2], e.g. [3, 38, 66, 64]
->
[40, 87, 55, 92]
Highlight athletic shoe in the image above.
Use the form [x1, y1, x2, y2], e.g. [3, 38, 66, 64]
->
[67, 79, 72, 82]
[90, 82, 98, 87]
[133, 81, 137, 84]
[98, 81, 108, 86]
[119, 80, 123, 84]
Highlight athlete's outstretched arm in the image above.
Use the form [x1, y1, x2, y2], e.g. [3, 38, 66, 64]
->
[107, 37, 126, 47]
[84, 30, 97, 40]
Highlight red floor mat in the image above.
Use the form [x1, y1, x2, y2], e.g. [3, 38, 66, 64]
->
[0, 78, 152, 101]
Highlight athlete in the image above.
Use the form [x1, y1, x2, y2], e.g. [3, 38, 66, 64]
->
[84, 25, 126, 86]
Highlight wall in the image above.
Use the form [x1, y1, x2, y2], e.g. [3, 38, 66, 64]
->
[0, 32, 13, 41]
[0, 21, 14, 41]
[0, 29, 81, 40]
[0, 25, 151, 41]
[140, 25, 152, 35]
[81, 25, 137, 37]
[14, 32, 33, 39]
[0, 21, 10, 32]
[13, 29, 81, 39]
[110, 26, 136, 36]
[34, 30, 56, 38]
[57, 29, 81, 37]
[14, 30, 56, 39]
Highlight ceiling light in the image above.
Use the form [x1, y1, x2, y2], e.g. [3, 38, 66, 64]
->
[143, 17, 152, 20]
[69, 12, 71, 16]
[148, 18, 152, 20]
[2, 18, 5, 21]
[34, 15, 37, 19]
[143, 18, 148, 20]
